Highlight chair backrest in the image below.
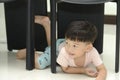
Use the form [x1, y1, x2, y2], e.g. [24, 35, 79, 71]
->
[59, 0, 114, 4]
[0, 0, 15, 3]
[57, 2, 104, 53]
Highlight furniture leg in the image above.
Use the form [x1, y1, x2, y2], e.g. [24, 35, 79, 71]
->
[115, 0, 120, 73]
[26, 0, 35, 70]
[50, 0, 57, 73]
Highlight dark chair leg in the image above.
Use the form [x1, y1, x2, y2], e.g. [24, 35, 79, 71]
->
[115, 0, 120, 73]
[50, 0, 57, 73]
[26, 0, 35, 70]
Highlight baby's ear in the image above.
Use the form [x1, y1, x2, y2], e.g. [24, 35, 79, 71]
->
[86, 43, 93, 52]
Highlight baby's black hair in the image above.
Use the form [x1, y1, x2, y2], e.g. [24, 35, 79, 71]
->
[65, 21, 98, 43]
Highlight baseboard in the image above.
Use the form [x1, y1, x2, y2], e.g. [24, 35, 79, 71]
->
[48, 12, 116, 24]
[0, 39, 7, 43]
[104, 15, 116, 24]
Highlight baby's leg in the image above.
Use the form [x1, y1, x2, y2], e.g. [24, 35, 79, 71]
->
[35, 16, 50, 27]
[16, 49, 41, 69]
[16, 49, 26, 59]
[36, 16, 51, 68]
[16, 48, 36, 59]
[16, 47, 51, 69]
[17, 16, 51, 61]
[35, 47, 51, 69]
[35, 15, 51, 46]
[34, 53, 41, 69]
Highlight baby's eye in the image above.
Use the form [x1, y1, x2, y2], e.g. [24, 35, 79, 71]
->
[73, 45, 79, 48]
[73, 45, 77, 47]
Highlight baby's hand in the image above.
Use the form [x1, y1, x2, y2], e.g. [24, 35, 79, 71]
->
[85, 68, 98, 77]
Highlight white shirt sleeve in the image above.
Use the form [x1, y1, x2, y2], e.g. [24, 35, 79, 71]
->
[57, 47, 69, 67]
[90, 48, 103, 67]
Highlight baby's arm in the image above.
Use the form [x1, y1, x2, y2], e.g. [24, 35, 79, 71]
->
[61, 66, 85, 74]
[61, 66, 98, 77]
[96, 64, 107, 80]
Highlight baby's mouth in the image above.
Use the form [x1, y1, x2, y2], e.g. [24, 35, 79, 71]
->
[68, 53, 75, 56]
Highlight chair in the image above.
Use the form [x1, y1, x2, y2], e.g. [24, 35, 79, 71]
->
[0, 0, 15, 2]
[25, 0, 48, 70]
[0, 0, 35, 70]
[2, 0, 48, 70]
[57, 2, 104, 54]
[50, 0, 120, 73]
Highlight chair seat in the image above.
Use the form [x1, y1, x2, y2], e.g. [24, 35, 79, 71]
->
[0, 0, 15, 3]
[58, 0, 114, 4]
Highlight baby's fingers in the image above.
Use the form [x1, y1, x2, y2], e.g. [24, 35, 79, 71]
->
[88, 71, 98, 77]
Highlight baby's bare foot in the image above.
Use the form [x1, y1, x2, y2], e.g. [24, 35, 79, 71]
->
[35, 16, 50, 26]
[16, 49, 26, 59]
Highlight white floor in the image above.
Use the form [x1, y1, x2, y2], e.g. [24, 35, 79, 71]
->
[0, 3, 120, 80]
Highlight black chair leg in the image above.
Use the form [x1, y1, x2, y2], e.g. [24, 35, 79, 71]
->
[26, 0, 35, 70]
[115, 0, 120, 73]
[50, 0, 57, 73]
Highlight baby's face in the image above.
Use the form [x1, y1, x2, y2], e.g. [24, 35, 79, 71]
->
[65, 39, 89, 59]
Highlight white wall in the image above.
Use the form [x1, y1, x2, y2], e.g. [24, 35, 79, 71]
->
[0, 3, 6, 42]
[47, 0, 116, 15]
[105, 2, 116, 15]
